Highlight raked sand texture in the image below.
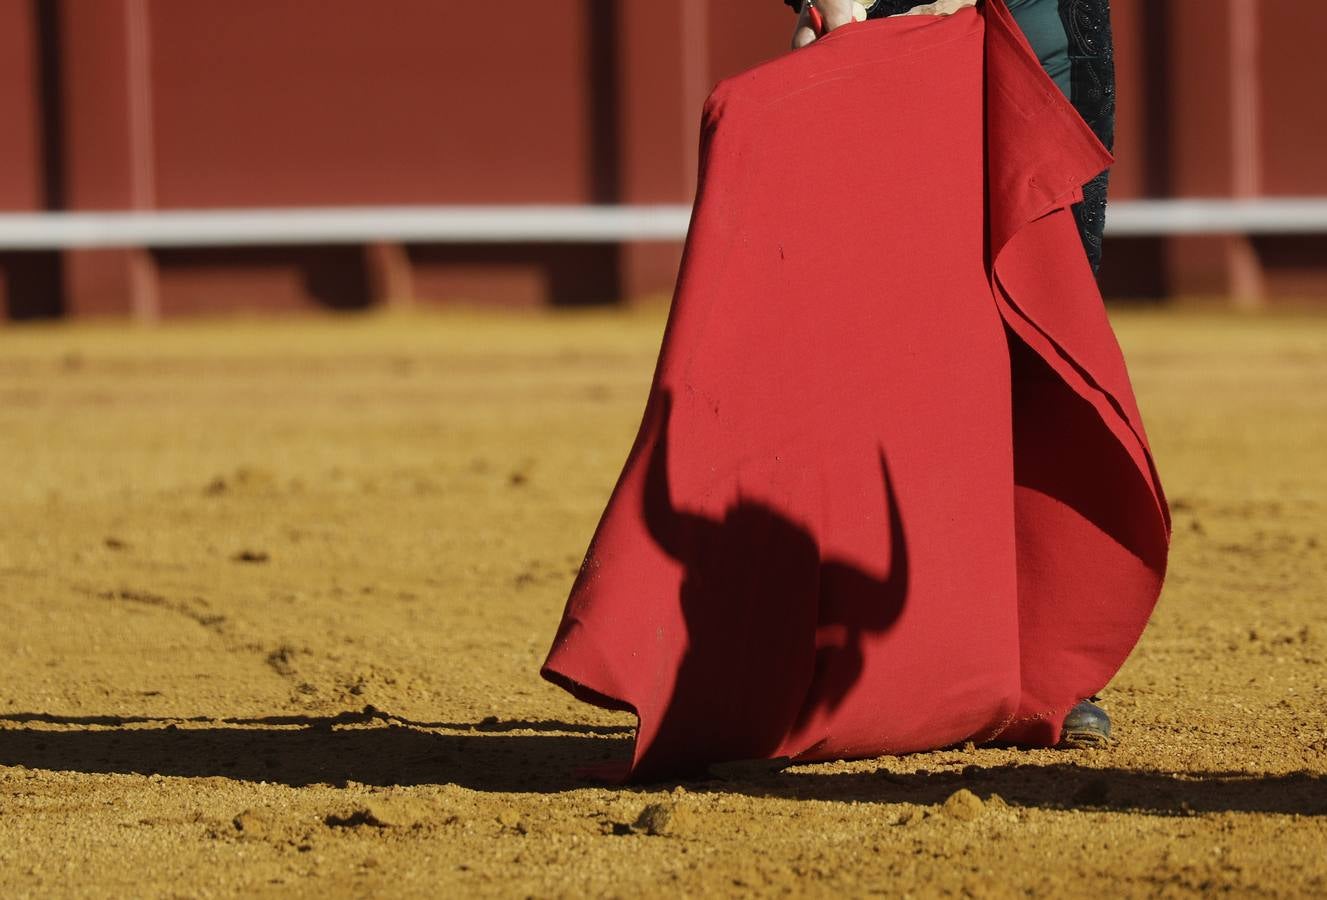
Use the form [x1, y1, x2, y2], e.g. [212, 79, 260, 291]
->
[0, 307, 1323, 897]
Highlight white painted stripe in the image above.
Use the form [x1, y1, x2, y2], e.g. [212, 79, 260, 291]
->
[0, 206, 696, 249]
[1, 200, 1326, 249]
[1104, 200, 1327, 237]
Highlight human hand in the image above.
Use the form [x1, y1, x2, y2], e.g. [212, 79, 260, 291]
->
[792, 0, 868, 49]
[898, 0, 978, 16]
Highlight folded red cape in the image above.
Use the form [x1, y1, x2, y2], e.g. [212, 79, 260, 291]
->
[543, 0, 1170, 781]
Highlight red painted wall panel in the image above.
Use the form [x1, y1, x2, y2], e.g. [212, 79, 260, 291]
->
[4, 1, 1327, 317]
[1165, 0, 1234, 198]
[1259, 4, 1327, 195]
[409, 243, 622, 308]
[59, 0, 149, 210]
[147, 0, 594, 207]
[0, 0, 42, 211]
[619, 3, 690, 205]
[707, 3, 790, 86]
[154, 246, 368, 315]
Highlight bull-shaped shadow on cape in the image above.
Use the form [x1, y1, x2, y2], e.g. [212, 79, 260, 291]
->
[622, 391, 909, 779]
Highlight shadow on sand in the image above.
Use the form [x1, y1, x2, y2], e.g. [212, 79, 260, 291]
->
[1, 711, 1322, 816]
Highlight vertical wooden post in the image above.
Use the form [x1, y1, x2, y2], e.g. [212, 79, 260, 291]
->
[119, 0, 160, 323]
[59, 0, 161, 320]
[1226, 0, 1264, 309]
[364, 242, 415, 309]
[678, 0, 710, 201]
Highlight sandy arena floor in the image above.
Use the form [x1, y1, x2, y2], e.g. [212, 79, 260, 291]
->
[0, 306, 1323, 897]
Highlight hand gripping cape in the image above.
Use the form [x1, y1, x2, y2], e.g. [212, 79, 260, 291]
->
[543, 0, 1170, 781]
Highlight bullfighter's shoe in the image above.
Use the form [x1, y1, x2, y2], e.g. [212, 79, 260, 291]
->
[1060, 699, 1113, 748]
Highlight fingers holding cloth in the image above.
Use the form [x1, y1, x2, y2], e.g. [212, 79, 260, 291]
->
[793, 0, 979, 48]
[793, 0, 866, 48]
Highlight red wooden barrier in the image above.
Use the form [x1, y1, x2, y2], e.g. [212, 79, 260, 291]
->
[0, 0, 1324, 319]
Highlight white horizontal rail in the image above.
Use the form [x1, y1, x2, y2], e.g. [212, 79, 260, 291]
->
[1105, 199, 1327, 236]
[0, 205, 696, 249]
[0, 199, 1325, 249]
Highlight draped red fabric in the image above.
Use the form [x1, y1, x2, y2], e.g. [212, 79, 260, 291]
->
[542, 0, 1170, 781]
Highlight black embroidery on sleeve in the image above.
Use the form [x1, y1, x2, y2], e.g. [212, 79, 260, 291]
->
[1060, 0, 1115, 273]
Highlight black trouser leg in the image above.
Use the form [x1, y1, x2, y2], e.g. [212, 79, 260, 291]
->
[1009, 0, 1115, 273]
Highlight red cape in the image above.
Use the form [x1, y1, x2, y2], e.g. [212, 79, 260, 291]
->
[543, 0, 1170, 781]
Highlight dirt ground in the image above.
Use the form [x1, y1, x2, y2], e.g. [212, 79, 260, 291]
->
[0, 305, 1323, 898]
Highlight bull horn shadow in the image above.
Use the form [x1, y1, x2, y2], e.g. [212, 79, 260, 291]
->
[627, 389, 909, 777]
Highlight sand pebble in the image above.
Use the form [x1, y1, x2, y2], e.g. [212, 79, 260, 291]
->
[631, 802, 694, 837]
[941, 789, 985, 822]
